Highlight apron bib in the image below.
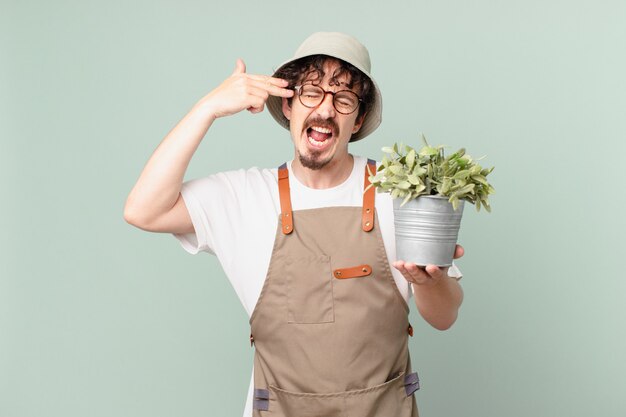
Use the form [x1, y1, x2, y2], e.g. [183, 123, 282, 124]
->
[249, 160, 419, 417]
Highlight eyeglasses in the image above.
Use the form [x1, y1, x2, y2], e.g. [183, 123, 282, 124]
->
[294, 84, 362, 115]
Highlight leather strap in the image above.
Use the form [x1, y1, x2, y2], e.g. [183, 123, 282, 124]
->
[362, 159, 377, 232]
[333, 264, 372, 279]
[277, 163, 293, 235]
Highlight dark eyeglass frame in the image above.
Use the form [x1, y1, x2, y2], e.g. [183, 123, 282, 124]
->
[294, 84, 362, 115]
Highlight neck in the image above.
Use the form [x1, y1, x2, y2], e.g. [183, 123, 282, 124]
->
[291, 153, 355, 189]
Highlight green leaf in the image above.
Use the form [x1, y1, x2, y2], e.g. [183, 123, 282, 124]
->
[480, 196, 491, 211]
[369, 173, 384, 184]
[441, 178, 452, 194]
[401, 192, 414, 207]
[407, 174, 421, 185]
[456, 183, 476, 195]
[396, 181, 411, 190]
[469, 165, 482, 176]
[450, 179, 466, 190]
[452, 170, 470, 180]
[388, 165, 405, 175]
[471, 175, 489, 186]
[391, 188, 401, 199]
[419, 146, 438, 157]
[413, 184, 426, 195]
[413, 166, 426, 176]
[481, 166, 495, 176]
[449, 195, 459, 211]
[406, 149, 416, 169]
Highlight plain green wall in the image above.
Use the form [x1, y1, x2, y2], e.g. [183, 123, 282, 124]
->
[2, 1, 625, 416]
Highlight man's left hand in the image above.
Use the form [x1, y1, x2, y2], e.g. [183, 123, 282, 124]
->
[393, 244, 464, 286]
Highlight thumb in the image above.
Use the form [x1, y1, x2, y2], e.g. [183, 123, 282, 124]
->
[232, 58, 246, 75]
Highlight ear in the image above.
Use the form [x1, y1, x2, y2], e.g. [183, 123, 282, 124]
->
[352, 111, 367, 134]
[282, 97, 291, 121]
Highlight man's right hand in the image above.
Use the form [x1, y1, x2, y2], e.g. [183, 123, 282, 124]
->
[124, 59, 293, 234]
[195, 59, 294, 120]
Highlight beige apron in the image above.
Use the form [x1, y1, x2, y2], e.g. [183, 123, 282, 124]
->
[249, 160, 419, 417]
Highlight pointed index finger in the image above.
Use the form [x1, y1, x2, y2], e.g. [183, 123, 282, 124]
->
[248, 74, 289, 87]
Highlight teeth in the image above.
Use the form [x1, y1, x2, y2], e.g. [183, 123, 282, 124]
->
[311, 126, 332, 134]
[308, 136, 329, 147]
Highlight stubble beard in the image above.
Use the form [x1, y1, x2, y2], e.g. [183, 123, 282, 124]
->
[298, 149, 332, 170]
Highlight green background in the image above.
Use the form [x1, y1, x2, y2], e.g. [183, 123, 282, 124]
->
[2, 1, 625, 416]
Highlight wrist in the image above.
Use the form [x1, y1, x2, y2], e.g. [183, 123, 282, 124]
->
[190, 99, 218, 125]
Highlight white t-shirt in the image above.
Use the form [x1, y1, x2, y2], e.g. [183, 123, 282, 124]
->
[172, 155, 461, 416]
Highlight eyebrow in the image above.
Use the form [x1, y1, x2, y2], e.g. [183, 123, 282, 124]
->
[304, 79, 355, 90]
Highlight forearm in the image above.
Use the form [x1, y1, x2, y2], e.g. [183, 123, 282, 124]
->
[412, 276, 464, 330]
[124, 60, 293, 227]
[124, 102, 215, 225]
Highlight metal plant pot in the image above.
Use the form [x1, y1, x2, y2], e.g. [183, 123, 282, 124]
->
[393, 195, 465, 267]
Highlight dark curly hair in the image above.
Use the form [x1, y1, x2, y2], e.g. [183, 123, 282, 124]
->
[273, 55, 374, 122]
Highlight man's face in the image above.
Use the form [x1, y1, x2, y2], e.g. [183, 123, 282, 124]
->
[282, 59, 365, 170]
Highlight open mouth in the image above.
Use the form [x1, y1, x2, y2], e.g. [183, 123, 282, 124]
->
[307, 126, 333, 148]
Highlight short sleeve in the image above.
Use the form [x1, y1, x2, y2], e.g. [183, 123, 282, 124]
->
[173, 180, 216, 255]
[447, 263, 463, 281]
[172, 170, 247, 258]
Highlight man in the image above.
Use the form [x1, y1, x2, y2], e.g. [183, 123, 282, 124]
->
[124, 32, 464, 417]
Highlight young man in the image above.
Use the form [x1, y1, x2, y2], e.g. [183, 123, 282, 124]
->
[125, 32, 464, 417]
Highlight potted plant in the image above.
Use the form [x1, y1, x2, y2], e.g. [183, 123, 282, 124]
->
[367, 134, 495, 266]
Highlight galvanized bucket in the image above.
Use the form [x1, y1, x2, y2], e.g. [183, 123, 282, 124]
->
[393, 195, 465, 267]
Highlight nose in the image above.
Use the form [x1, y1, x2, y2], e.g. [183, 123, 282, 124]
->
[314, 91, 337, 119]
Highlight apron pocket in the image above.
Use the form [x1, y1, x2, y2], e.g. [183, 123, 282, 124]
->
[286, 255, 334, 324]
[268, 372, 407, 417]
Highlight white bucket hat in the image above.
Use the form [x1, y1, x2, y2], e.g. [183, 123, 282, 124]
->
[266, 32, 382, 142]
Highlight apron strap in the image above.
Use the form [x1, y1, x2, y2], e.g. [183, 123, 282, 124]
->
[278, 163, 294, 234]
[362, 159, 377, 232]
[279, 159, 376, 234]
